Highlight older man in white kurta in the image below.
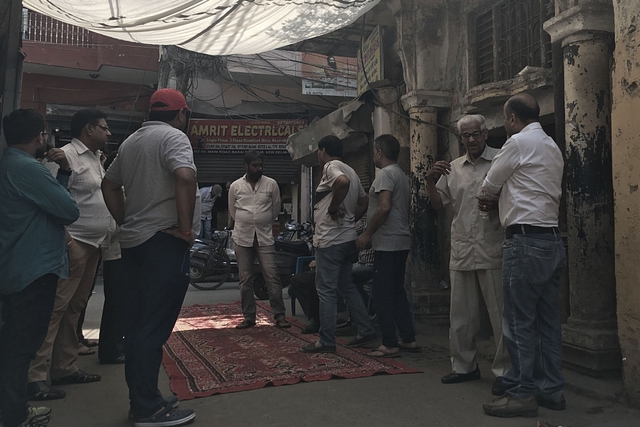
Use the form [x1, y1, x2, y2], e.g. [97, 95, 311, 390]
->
[427, 115, 509, 390]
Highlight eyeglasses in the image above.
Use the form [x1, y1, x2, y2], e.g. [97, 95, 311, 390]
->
[249, 162, 263, 169]
[96, 124, 110, 132]
[460, 131, 483, 141]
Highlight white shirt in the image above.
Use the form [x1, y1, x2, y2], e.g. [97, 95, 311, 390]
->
[437, 146, 503, 270]
[482, 122, 564, 228]
[313, 160, 366, 249]
[199, 186, 217, 221]
[229, 175, 281, 247]
[61, 138, 111, 247]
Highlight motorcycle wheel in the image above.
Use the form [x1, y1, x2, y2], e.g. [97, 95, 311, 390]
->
[190, 253, 232, 291]
[251, 273, 269, 300]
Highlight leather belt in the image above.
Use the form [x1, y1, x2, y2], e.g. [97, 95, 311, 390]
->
[505, 224, 560, 239]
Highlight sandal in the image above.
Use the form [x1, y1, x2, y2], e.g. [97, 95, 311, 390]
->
[80, 338, 99, 347]
[369, 345, 400, 358]
[398, 341, 422, 353]
[78, 343, 95, 355]
[275, 317, 291, 329]
[51, 369, 101, 385]
[27, 381, 66, 401]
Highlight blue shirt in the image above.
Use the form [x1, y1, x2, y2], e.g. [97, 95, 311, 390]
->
[0, 147, 79, 295]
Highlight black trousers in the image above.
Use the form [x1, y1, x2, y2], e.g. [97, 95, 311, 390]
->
[98, 258, 126, 362]
[0, 274, 57, 427]
[121, 232, 190, 419]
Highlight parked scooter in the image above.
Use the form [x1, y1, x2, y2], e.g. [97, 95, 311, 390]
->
[189, 230, 235, 290]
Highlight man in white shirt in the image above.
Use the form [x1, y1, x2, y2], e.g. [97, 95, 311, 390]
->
[426, 115, 509, 389]
[480, 93, 566, 418]
[229, 151, 290, 329]
[29, 109, 110, 399]
[300, 135, 375, 353]
[199, 184, 222, 240]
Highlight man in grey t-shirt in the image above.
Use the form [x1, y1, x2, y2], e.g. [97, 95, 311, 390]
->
[102, 88, 197, 426]
[356, 134, 417, 358]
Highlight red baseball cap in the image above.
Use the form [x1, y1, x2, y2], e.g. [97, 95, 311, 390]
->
[149, 88, 191, 111]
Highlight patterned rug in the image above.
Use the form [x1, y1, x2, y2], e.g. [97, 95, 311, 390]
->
[162, 302, 421, 400]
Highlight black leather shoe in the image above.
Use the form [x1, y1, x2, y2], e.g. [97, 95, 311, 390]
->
[441, 367, 481, 384]
[99, 355, 125, 364]
[235, 319, 256, 329]
[536, 394, 566, 410]
[492, 376, 509, 396]
[51, 369, 101, 385]
[302, 321, 320, 334]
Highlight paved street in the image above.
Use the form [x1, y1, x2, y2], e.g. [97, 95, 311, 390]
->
[40, 279, 640, 427]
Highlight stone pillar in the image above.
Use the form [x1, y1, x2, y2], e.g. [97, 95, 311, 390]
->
[544, 2, 620, 375]
[401, 90, 450, 322]
[611, 0, 640, 406]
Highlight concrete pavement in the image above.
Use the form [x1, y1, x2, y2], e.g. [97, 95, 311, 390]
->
[39, 279, 640, 427]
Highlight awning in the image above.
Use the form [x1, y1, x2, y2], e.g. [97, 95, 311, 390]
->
[286, 98, 373, 166]
[23, 0, 379, 56]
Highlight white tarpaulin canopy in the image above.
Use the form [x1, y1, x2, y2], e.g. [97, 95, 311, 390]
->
[22, 0, 379, 56]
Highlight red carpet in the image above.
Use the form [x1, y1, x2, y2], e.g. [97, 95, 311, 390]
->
[162, 302, 421, 400]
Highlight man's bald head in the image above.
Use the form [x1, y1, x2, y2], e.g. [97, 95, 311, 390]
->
[505, 93, 540, 123]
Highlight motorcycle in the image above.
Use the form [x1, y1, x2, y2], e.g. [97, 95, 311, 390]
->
[189, 230, 235, 290]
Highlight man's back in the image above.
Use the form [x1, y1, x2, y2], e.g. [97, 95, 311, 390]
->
[104, 121, 197, 248]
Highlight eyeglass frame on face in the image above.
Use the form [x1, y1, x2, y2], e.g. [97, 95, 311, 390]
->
[95, 124, 110, 132]
[249, 162, 263, 169]
[460, 130, 484, 141]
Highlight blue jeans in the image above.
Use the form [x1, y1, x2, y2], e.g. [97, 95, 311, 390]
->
[121, 232, 191, 418]
[315, 241, 375, 347]
[372, 250, 415, 348]
[199, 219, 212, 240]
[501, 233, 565, 399]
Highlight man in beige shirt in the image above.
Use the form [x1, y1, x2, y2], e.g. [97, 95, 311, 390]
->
[229, 151, 290, 329]
[28, 109, 111, 400]
[427, 114, 509, 393]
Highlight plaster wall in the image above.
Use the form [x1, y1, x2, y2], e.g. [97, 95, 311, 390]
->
[612, 0, 640, 407]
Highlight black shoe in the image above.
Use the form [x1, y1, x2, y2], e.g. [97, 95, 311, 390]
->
[100, 355, 125, 365]
[26, 381, 66, 401]
[302, 321, 320, 334]
[536, 394, 566, 410]
[492, 376, 509, 396]
[441, 366, 481, 384]
[51, 369, 101, 385]
[300, 342, 336, 353]
[235, 319, 256, 329]
[345, 333, 377, 348]
[133, 407, 195, 427]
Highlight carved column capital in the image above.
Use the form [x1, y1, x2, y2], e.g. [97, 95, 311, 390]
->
[400, 90, 451, 112]
[543, 3, 614, 46]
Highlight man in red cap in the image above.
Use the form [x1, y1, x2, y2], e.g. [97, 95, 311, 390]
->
[102, 88, 198, 426]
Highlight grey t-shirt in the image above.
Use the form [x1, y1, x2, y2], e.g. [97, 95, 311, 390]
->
[367, 163, 411, 251]
[104, 121, 200, 249]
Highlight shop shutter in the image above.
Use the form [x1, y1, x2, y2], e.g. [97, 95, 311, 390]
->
[194, 153, 299, 185]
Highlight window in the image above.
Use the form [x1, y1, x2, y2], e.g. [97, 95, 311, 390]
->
[475, 0, 552, 85]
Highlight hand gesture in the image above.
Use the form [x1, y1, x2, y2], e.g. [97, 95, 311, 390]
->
[427, 160, 451, 183]
[46, 148, 70, 171]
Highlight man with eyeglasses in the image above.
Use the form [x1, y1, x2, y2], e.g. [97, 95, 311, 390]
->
[229, 150, 291, 329]
[28, 109, 111, 401]
[426, 114, 509, 393]
[0, 109, 79, 427]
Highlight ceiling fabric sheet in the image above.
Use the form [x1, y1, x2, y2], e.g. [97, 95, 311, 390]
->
[22, 0, 380, 56]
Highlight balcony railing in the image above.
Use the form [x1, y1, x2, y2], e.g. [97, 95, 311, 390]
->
[22, 9, 94, 48]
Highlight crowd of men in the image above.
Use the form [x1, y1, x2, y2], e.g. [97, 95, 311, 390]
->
[0, 88, 565, 426]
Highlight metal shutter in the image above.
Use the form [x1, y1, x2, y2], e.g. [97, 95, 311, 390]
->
[194, 153, 300, 185]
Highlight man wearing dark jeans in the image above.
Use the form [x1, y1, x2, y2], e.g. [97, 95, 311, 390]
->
[0, 109, 79, 427]
[356, 134, 417, 358]
[102, 88, 199, 427]
[480, 93, 566, 418]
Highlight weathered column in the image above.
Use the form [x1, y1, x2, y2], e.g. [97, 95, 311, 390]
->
[612, 0, 640, 406]
[401, 90, 450, 321]
[544, 2, 620, 374]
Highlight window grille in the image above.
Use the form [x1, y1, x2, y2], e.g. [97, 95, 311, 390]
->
[475, 0, 552, 85]
[22, 9, 94, 48]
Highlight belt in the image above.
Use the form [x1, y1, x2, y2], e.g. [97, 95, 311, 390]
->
[505, 224, 560, 239]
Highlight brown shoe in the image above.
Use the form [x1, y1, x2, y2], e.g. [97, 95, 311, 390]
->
[275, 317, 291, 328]
[483, 395, 538, 418]
[235, 319, 256, 329]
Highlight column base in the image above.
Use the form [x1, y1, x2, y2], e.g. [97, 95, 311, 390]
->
[562, 324, 622, 376]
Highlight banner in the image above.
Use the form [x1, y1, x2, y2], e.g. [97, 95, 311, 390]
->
[188, 119, 307, 154]
[301, 53, 358, 97]
[357, 25, 383, 96]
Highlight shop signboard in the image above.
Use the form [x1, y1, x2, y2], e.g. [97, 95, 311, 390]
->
[188, 119, 307, 154]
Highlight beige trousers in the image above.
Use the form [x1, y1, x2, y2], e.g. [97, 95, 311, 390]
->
[449, 268, 510, 377]
[29, 239, 101, 382]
